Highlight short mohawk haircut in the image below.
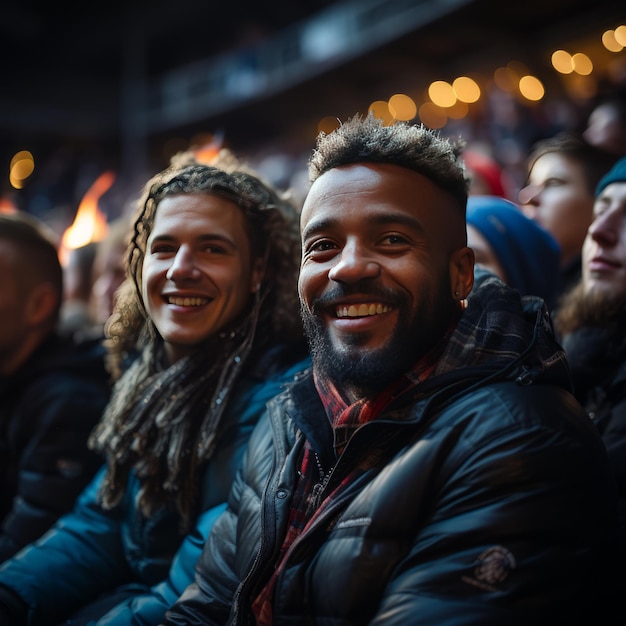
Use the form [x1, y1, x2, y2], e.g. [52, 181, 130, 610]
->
[308, 113, 470, 209]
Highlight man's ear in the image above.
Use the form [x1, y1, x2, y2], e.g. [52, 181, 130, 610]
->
[25, 282, 59, 326]
[450, 246, 475, 300]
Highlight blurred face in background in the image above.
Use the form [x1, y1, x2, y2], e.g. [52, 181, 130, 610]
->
[518, 152, 594, 268]
[582, 181, 626, 298]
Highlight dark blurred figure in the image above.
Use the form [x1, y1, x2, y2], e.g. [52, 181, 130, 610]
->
[0, 212, 111, 562]
[583, 90, 626, 158]
[518, 131, 617, 300]
[88, 216, 131, 328]
[59, 241, 99, 335]
[554, 156, 626, 596]
[466, 195, 561, 309]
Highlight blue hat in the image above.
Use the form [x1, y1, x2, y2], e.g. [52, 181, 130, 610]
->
[595, 156, 626, 197]
[466, 196, 561, 306]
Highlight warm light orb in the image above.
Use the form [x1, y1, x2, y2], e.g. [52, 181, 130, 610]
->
[388, 93, 417, 121]
[551, 50, 573, 74]
[318, 116, 341, 135]
[493, 67, 517, 92]
[428, 81, 456, 108]
[572, 52, 593, 76]
[9, 150, 35, 189]
[615, 24, 626, 47]
[519, 75, 544, 101]
[453, 76, 480, 103]
[602, 30, 623, 52]
[446, 100, 469, 119]
[419, 102, 447, 129]
[369, 100, 394, 124]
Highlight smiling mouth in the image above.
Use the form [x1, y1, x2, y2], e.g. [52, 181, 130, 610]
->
[336, 303, 391, 318]
[166, 296, 210, 306]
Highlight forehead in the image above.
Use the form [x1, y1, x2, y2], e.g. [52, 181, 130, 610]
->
[301, 163, 459, 227]
[151, 193, 249, 236]
[529, 152, 584, 179]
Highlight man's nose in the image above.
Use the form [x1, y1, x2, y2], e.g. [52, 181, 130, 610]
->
[166, 246, 200, 280]
[327, 240, 380, 283]
[518, 183, 541, 207]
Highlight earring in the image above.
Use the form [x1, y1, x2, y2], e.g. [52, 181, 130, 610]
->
[454, 291, 460, 297]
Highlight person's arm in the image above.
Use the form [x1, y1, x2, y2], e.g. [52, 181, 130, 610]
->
[0, 376, 109, 562]
[363, 389, 618, 625]
[95, 503, 228, 626]
[0, 467, 132, 625]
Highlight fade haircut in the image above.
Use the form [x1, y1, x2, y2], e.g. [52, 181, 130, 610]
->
[308, 113, 470, 211]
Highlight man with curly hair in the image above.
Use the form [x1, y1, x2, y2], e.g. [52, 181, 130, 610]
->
[162, 114, 618, 626]
[0, 149, 309, 625]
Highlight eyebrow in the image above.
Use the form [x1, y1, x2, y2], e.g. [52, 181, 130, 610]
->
[149, 232, 239, 249]
[302, 211, 424, 239]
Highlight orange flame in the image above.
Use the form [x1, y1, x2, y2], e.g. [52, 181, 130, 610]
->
[0, 197, 17, 213]
[60, 171, 115, 265]
[193, 134, 224, 165]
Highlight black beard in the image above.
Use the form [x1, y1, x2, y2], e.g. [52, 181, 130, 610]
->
[300, 278, 458, 398]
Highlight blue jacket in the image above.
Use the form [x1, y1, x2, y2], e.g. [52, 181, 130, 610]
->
[0, 349, 310, 626]
[162, 273, 619, 626]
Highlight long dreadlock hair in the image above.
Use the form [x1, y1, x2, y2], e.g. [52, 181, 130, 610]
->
[88, 149, 304, 530]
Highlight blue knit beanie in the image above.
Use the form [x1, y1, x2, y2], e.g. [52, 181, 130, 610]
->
[466, 196, 561, 306]
[595, 156, 626, 197]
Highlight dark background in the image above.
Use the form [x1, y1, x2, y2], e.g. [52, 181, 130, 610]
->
[1, 0, 625, 229]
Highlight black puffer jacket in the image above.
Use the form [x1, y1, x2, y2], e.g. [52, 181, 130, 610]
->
[0, 332, 111, 562]
[163, 273, 619, 626]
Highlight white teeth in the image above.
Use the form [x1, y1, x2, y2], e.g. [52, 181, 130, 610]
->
[336, 303, 390, 318]
[167, 296, 208, 307]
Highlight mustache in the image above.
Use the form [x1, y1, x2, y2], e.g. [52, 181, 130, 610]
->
[309, 282, 408, 316]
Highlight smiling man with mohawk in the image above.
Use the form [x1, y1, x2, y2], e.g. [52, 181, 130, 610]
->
[162, 113, 618, 626]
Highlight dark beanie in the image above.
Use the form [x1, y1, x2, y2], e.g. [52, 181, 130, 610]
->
[595, 156, 626, 197]
[466, 195, 561, 307]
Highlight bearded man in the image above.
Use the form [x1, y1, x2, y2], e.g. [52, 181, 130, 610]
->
[162, 115, 619, 626]
[555, 155, 626, 596]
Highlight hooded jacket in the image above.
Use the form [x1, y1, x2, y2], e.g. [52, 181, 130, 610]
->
[162, 272, 619, 626]
[0, 348, 310, 626]
[0, 331, 111, 562]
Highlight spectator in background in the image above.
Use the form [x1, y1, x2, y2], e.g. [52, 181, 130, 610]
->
[518, 131, 617, 300]
[89, 215, 131, 327]
[162, 114, 618, 626]
[59, 240, 99, 335]
[463, 148, 511, 198]
[0, 212, 111, 562]
[583, 90, 626, 158]
[554, 156, 626, 592]
[466, 195, 561, 309]
[0, 149, 309, 625]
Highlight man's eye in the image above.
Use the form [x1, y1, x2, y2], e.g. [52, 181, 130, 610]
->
[152, 244, 175, 254]
[310, 240, 336, 252]
[203, 244, 227, 254]
[383, 234, 409, 245]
